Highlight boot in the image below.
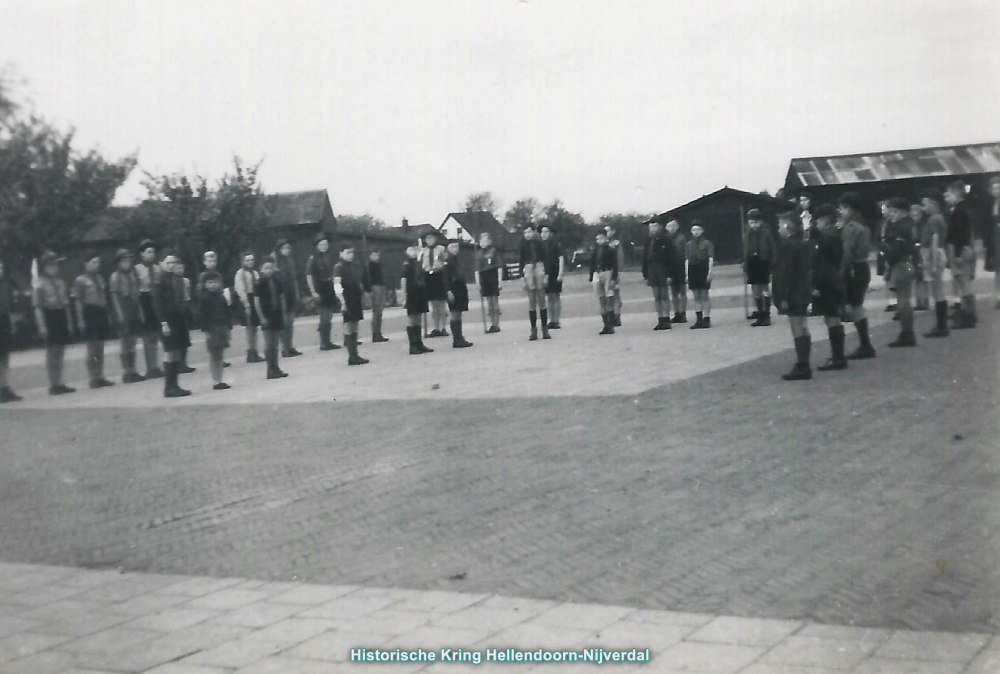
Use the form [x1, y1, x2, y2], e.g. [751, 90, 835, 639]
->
[925, 301, 950, 338]
[0, 387, 22, 403]
[451, 320, 473, 348]
[654, 316, 671, 331]
[347, 333, 369, 365]
[888, 330, 916, 348]
[373, 331, 389, 343]
[319, 323, 335, 350]
[752, 298, 772, 326]
[529, 310, 538, 341]
[672, 311, 687, 324]
[690, 312, 703, 329]
[178, 349, 195, 373]
[703, 316, 712, 328]
[599, 312, 614, 335]
[540, 310, 551, 339]
[750, 297, 763, 320]
[418, 329, 434, 353]
[613, 313, 622, 327]
[817, 325, 848, 371]
[164, 362, 191, 398]
[247, 349, 264, 363]
[266, 349, 288, 378]
[782, 336, 813, 380]
[845, 318, 876, 359]
[407, 326, 423, 355]
[146, 365, 163, 379]
[885, 303, 897, 312]
[952, 296, 976, 329]
[487, 325, 500, 334]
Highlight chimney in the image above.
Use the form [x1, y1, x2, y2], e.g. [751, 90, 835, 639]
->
[401, 218, 409, 233]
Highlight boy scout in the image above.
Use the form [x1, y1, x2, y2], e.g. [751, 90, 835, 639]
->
[666, 219, 688, 323]
[234, 252, 265, 363]
[540, 224, 565, 329]
[199, 271, 232, 390]
[0, 261, 22, 402]
[173, 258, 195, 374]
[445, 239, 474, 348]
[306, 234, 341, 351]
[275, 239, 303, 357]
[363, 249, 389, 343]
[920, 191, 950, 338]
[745, 209, 776, 327]
[909, 202, 930, 312]
[882, 198, 918, 347]
[135, 239, 163, 379]
[73, 252, 115, 388]
[686, 222, 714, 329]
[334, 244, 370, 365]
[772, 213, 813, 380]
[945, 181, 977, 329]
[590, 231, 618, 335]
[838, 192, 876, 359]
[477, 232, 502, 333]
[254, 256, 290, 378]
[402, 241, 433, 354]
[423, 231, 449, 337]
[153, 252, 192, 397]
[109, 249, 146, 384]
[34, 251, 76, 395]
[642, 220, 673, 330]
[811, 205, 848, 371]
[518, 225, 550, 341]
[605, 225, 625, 326]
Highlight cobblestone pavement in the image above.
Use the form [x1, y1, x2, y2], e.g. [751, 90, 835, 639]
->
[0, 562, 998, 673]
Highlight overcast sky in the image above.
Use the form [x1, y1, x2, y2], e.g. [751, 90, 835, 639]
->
[2, 0, 998, 224]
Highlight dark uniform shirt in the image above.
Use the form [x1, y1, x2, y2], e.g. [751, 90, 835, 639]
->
[642, 232, 673, 273]
[445, 256, 467, 289]
[541, 239, 563, 277]
[813, 230, 844, 289]
[0, 276, 17, 317]
[333, 260, 363, 288]
[306, 254, 334, 283]
[275, 255, 299, 304]
[686, 238, 714, 262]
[772, 237, 812, 309]
[402, 257, 424, 288]
[153, 272, 186, 319]
[254, 275, 284, 325]
[670, 232, 687, 266]
[363, 261, 384, 291]
[199, 291, 232, 330]
[840, 218, 871, 269]
[745, 227, 777, 262]
[518, 238, 543, 272]
[589, 244, 618, 281]
[947, 202, 973, 248]
[883, 217, 918, 268]
[478, 246, 501, 284]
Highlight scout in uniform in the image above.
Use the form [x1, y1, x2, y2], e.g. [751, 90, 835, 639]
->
[173, 258, 195, 374]
[745, 209, 777, 326]
[799, 194, 822, 317]
[444, 239, 474, 348]
[641, 219, 673, 330]
[876, 200, 897, 314]
[275, 239, 303, 358]
[882, 197, 918, 347]
[540, 224, 565, 330]
[838, 192, 876, 360]
[666, 219, 688, 323]
[73, 252, 115, 389]
[306, 234, 342, 351]
[590, 230, 619, 335]
[254, 256, 290, 379]
[334, 244, 369, 365]
[811, 205, 848, 371]
[153, 252, 192, 397]
[605, 225, 625, 326]
[909, 202, 930, 312]
[686, 222, 714, 329]
[0, 261, 22, 402]
[401, 240, 433, 354]
[199, 271, 232, 390]
[109, 249, 146, 384]
[233, 251, 265, 362]
[518, 225, 551, 341]
[985, 176, 1000, 309]
[135, 239, 163, 379]
[423, 231, 449, 338]
[476, 232, 502, 333]
[920, 190, 950, 338]
[33, 251, 75, 395]
[772, 212, 813, 380]
[945, 181, 977, 329]
[363, 249, 389, 343]
[197, 250, 230, 367]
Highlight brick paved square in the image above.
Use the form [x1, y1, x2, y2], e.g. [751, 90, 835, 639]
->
[179, 635, 287, 669]
[851, 659, 967, 674]
[56, 625, 164, 654]
[208, 601, 305, 628]
[433, 606, 531, 632]
[28, 610, 135, 638]
[531, 603, 634, 631]
[341, 608, 440, 635]
[760, 634, 881, 668]
[183, 589, 270, 611]
[684, 615, 801, 647]
[648, 641, 766, 672]
[484, 622, 595, 650]
[282, 629, 391, 661]
[0, 649, 77, 674]
[127, 607, 221, 631]
[874, 630, 990, 661]
[268, 585, 356, 606]
[249, 617, 344, 647]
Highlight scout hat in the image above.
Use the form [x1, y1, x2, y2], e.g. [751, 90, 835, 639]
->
[747, 208, 762, 220]
[814, 204, 838, 220]
[837, 192, 863, 212]
[114, 248, 133, 263]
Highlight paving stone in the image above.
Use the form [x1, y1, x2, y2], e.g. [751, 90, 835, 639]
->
[391, 591, 487, 614]
[180, 636, 288, 669]
[741, 665, 844, 674]
[283, 629, 391, 661]
[143, 665, 236, 674]
[0, 617, 38, 640]
[298, 594, 401, 621]
[184, 589, 270, 611]
[146, 622, 254, 652]
[433, 606, 531, 632]
[0, 632, 72, 663]
[621, 610, 714, 628]
[964, 648, 1000, 674]
[28, 610, 135, 638]
[393, 625, 493, 651]
[105, 593, 193, 616]
[249, 617, 345, 647]
[154, 578, 245, 598]
[57, 570, 131, 589]
[67, 639, 204, 673]
[852, 659, 967, 674]
[874, 630, 990, 661]
[760, 634, 880, 669]
[4, 584, 85, 608]
[126, 607, 221, 631]
[0, 649, 77, 674]
[340, 608, 440, 635]
[56, 625, 164, 654]
[483, 622, 595, 650]
[18, 599, 111, 622]
[797, 622, 893, 643]
[685, 615, 801, 647]
[477, 595, 560, 616]
[531, 603, 634, 631]
[267, 585, 356, 606]
[646, 641, 766, 672]
[587, 620, 692, 651]
[209, 601, 305, 628]
[231, 656, 348, 673]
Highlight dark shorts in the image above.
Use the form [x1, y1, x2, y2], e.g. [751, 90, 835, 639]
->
[139, 293, 158, 332]
[240, 295, 261, 328]
[161, 311, 191, 352]
[342, 286, 364, 323]
[779, 303, 809, 317]
[746, 256, 771, 286]
[0, 315, 11, 357]
[43, 308, 71, 346]
[688, 261, 711, 290]
[448, 283, 470, 312]
[670, 266, 687, 291]
[814, 282, 845, 318]
[479, 277, 499, 298]
[204, 325, 231, 351]
[117, 307, 144, 338]
[845, 262, 871, 306]
[545, 277, 563, 295]
[316, 281, 340, 311]
[405, 284, 429, 317]
[645, 263, 669, 288]
[83, 305, 111, 342]
[425, 273, 447, 301]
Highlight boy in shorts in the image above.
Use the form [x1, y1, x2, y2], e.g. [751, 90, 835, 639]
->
[772, 212, 813, 380]
[402, 241, 433, 354]
[745, 209, 776, 327]
[199, 271, 232, 390]
[477, 232, 502, 333]
[945, 181, 977, 329]
[811, 205, 848, 371]
[73, 251, 115, 389]
[838, 192, 876, 360]
[590, 230, 618, 335]
[642, 219, 673, 330]
[686, 222, 714, 329]
[445, 239, 474, 348]
[154, 252, 192, 397]
[518, 225, 550, 341]
[109, 248, 146, 384]
[540, 224, 564, 329]
[334, 244, 370, 365]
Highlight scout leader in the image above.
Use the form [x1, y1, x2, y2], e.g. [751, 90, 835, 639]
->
[811, 205, 848, 371]
[476, 232, 502, 333]
[333, 244, 370, 365]
[443, 239, 474, 348]
[882, 197, 919, 348]
[109, 249, 147, 383]
[744, 209, 777, 327]
[153, 252, 192, 398]
[73, 251, 115, 389]
[772, 212, 814, 381]
[306, 234, 342, 351]
[590, 230, 619, 335]
[362, 249, 389, 343]
[641, 219, 673, 331]
[33, 251, 76, 395]
[518, 225, 551, 341]
[401, 240, 433, 354]
[0, 260, 23, 402]
[837, 192, 876, 360]
[686, 222, 714, 329]
[135, 239, 164, 379]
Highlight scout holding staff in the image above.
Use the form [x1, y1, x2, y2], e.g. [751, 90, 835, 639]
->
[33, 251, 76, 395]
[540, 224, 565, 330]
[199, 270, 232, 390]
[945, 181, 977, 329]
[811, 205, 849, 371]
[274, 239, 303, 358]
[920, 191, 950, 338]
[590, 229, 619, 335]
[665, 219, 688, 323]
[363, 249, 389, 343]
[333, 244, 370, 365]
[772, 212, 814, 380]
[153, 252, 192, 398]
[401, 239, 433, 354]
[73, 252, 115, 389]
[135, 240, 164, 379]
[641, 219, 673, 331]
[233, 251, 264, 363]
[686, 221, 714, 329]
[518, 225, 551, 341]
[0, 260, 23, 402]
[605, 225, 625, 326]
[306, 234, 342, 351]
[838, 192, 876, 360]
[423, 231, 450, 338]
[744, 209, 776, 327]
[444, 239, 474, 348]
[254, 256, 290, 379]
[476, 232, 502, 333]
[882, 197, 918, 348]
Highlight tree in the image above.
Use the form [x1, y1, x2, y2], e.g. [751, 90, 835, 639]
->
[537, 200, 588, 252]
[595, 212, 655, 264]
[335, 214, 387, 235]
[0, 75, 136, 273]
[463, 191, 499, 218]
[502, 198, 540, 232]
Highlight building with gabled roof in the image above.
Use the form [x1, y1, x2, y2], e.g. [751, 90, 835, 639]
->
[260, 189, 336, 233]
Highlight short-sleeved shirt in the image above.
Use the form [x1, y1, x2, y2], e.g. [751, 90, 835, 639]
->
[306, 254, 334, 282]
[478, 246, 501, 284]
[134, 262, 161, 293]
[670, 232, 687, 264]
[73, 273, 107, 308]
[686, 238, 714, 262]
[33, 275, 69, 310]
[518, 238, 543, 269]
[947, 202, 973, 248]
[109, 269, 141, 301]
[254, 275, 284, 323]
[233, 268, 259, 305]
[920, 213, 947, 248]
[333, 260, 363, 288]
[541, 239, 563, 276]
[402, 258, 424, 288]
[841, 219, 871, 265]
